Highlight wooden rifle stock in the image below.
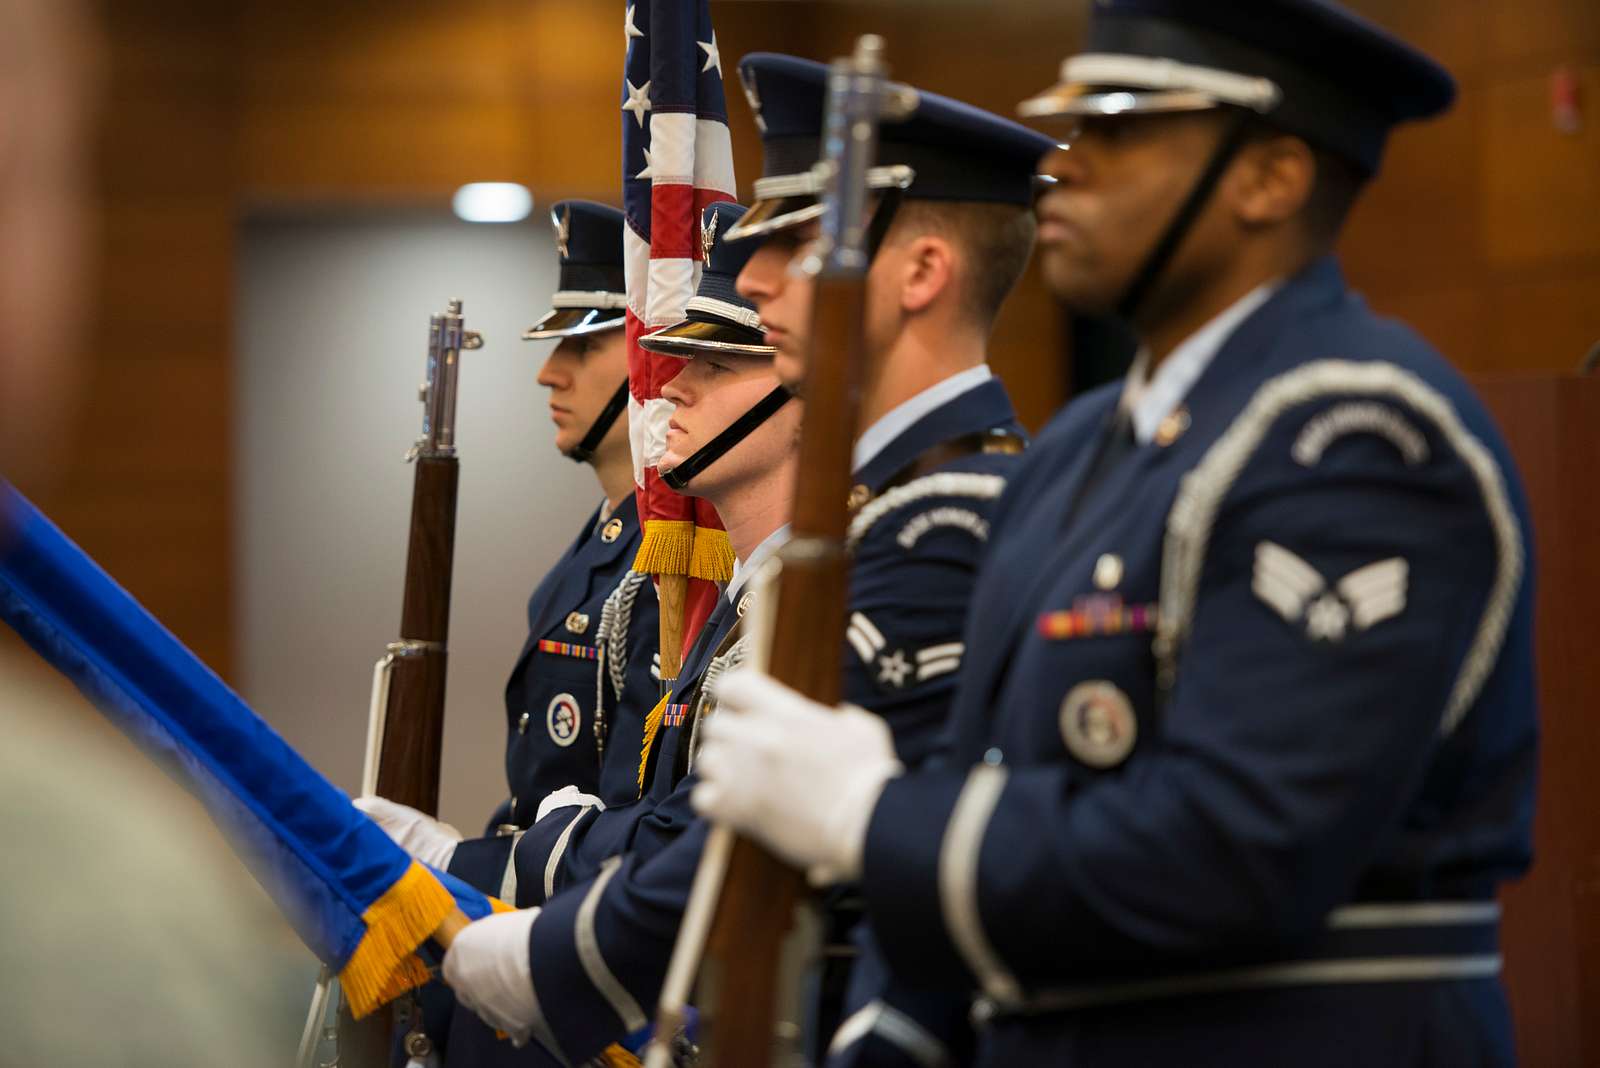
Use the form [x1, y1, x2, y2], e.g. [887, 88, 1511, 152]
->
[374, 453, 458, 814]
[693, 274, 867, 1062]
[642, 38, 895, 1068]
[329, 301, 478, 1068]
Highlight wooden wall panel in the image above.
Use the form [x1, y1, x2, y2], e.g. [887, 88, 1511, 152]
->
[1481, 63, 1600, 268]
[1484, 270, 1600, 373]
[1478, 376, 1600, 1068]
[1486, 0, 1600, 67]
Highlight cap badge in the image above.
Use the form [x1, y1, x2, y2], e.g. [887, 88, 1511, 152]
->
[565, 611, 591, 635]
[601, 516, 624, 543]
[701, 209, 720, 264]
[554, 205, 572, 260]
[1059, 680, 1137, 769]
[739, 67, 767, 133]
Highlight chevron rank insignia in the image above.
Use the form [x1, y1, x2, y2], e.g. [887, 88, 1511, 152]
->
[1252, 541, 1408, 643]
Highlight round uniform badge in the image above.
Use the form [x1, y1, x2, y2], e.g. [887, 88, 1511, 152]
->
[1058, 681, 1137, 769]
[546, 692, 582, 748]
[601, 517, 624, 544]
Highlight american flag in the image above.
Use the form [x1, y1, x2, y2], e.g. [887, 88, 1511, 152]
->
[622, 0, 736, 674]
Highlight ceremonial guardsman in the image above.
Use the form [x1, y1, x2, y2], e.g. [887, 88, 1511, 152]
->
[438, 68, 1055, 1064]
[696, 5, 1539, 1066]
[355, 200, 662, 1063]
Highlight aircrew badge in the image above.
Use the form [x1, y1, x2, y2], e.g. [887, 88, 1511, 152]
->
[1059, 680, 1137, 769]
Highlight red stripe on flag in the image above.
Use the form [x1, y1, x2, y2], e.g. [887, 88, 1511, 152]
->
[648, 184, 699, 261]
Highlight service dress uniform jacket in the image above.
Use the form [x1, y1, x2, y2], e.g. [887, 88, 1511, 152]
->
[406, 495, 661, 1068]
[854, 257, 1537, 1067]
[494, 376, 1029, 1065]
[446, 494, 661, 894]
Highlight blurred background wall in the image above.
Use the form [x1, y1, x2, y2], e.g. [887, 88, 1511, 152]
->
[236, 211, 593, 828]
[5, 0, 1595, 1060]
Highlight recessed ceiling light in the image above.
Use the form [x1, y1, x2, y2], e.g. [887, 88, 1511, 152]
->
[452, 183, 534, 223]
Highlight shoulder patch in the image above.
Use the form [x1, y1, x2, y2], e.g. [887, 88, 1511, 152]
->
[1292, 400, 1429, 467]
[897, 506, 990, 549]
[1251, 541, 1408, 642]
[1160, 359, 1523, 736]
[847, 472, 1006, 552]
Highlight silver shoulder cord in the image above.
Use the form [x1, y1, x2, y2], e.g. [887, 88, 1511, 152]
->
[297, 300, 482, 1068]
[594, 568, 650, 761]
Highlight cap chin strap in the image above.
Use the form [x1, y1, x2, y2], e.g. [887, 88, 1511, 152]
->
[564, 380, 631, 464]
[660, 385, 794, 491]
[1115, 108, 1254, 321]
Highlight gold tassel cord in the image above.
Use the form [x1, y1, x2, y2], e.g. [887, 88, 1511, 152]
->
[688, 526, 735, 583]
[632, 519, 695, 576]
[637, 690, 673, 795]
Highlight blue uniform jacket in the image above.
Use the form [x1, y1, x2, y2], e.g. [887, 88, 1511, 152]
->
[407, 495, 661, 1067]
[446, 494, 661, 896]
[491, 377, 1028, 1065]
[856, 257, 1538, 1067]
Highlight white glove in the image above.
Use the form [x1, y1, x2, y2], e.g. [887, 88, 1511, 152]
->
[352, 796, 462, 869]
[442, 907, 541, 1046]
[692, 669, 903, 886]
[535, 784, 605, 824]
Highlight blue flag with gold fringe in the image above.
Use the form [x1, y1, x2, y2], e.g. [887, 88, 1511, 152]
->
[0, 483, 502, 1017]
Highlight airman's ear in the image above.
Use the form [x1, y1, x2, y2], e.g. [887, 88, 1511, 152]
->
[1229, 133, 1316, 231]
[896, 233, 958, 315]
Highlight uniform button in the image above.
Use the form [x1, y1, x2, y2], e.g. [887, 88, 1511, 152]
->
[983, 747, 1004, 766]
[1155, 405, 1191, 447]
[518, 711, 530, 734]
[509, 796, 518, 818]
[1093, 553, 1124, 591]
[846, 484, 871, 510]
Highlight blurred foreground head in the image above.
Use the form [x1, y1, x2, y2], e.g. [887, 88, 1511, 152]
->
[0, 0, 99, 484]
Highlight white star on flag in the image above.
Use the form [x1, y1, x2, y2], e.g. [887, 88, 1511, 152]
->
[624, 5, 643, 43]
[622, 79, 652, 127]
[698, 32, 721, 77]
[635, 146, 654, 180]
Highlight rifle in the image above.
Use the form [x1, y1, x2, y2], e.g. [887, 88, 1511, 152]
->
[298, 299, 483, 1068]
[645, 36, 901, 1068]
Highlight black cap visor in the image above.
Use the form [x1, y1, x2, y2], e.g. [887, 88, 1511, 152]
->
[639, 318, 776, 359]
[522, 306, 626, 341]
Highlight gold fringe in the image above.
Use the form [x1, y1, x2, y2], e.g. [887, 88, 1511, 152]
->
[598, 1044, 645, 1067]
[340, 860, 457, 1018]
[489, 896, 516, 914]
[632, 520, 695, 576]
[637, 690, 673, 795]
[688, 526, 735, 583]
